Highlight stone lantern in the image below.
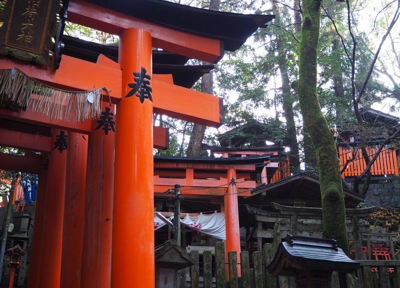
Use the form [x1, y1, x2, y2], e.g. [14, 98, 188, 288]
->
[6, 244, 26, 288]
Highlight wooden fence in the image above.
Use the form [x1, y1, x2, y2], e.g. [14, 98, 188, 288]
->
[178, 242, 269, 288]
[338, 146, 399, 178]
[178, 242, 400, 288]
[355, 261, 400, 288]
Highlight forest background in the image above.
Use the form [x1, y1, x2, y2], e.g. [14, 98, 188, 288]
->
[156, 0, 400, 197]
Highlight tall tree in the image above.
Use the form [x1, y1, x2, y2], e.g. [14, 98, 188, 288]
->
[187, 71, 213, 156]
[297, 0, 349, 253]
[187, 0, 221, 157]
[272, 1, 301, 172]
[320, 0, 400, 195]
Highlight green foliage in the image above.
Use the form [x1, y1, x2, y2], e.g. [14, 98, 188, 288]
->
[218, 118, 288, 149]
[155, 133, 180, 156]
[64, 22, 118, 44]
[0, 147, 22, 197]
[154, 116, 194, 156]
[367, 206, 400, 232]
[364, 206, 400, 254]
[163, 0, 400, 168]
[0, 147, 25, 182]
[0, 146, 25, 155]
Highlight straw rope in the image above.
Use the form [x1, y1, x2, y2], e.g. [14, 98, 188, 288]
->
[0, 68, 104, 122]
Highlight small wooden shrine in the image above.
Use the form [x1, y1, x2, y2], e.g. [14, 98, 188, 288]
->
[267, 235, 360, 288]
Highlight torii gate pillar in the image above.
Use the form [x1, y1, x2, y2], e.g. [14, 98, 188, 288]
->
[81, 103, 115, 288]
[27, 155, 48, 288]
[61, 132, 88, 288]
[38, 129, 67, 287]
[111, 28, 154, 287]
[225, 168, 241, 276]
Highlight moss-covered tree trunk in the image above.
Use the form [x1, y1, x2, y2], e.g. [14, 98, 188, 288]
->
[297, 0, 349, 254]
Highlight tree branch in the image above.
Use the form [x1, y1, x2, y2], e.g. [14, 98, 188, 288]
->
[321, 4, 352, 63]
[371, 0, 397, 31]
[354, 127, 400, 195]
[339, 147, 358, 175]
[389, 33, 400, 76]
[344, 0, 360, 123]
[273, 0, 301, 13]
[359, 132, 400, 181]
[356, 1, 400, 103]
[270, 24, 300, 44]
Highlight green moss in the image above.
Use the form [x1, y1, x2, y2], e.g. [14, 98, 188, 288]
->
[297, 0, 349, 255]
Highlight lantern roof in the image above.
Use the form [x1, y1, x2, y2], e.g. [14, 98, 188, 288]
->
[6, 244, 26, 254]
[155, 241, 196, 270]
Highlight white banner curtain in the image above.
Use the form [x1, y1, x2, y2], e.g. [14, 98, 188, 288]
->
[180, 212, 226, 240]
[154, 212, 226, 240]
[154, 214, 167, 231]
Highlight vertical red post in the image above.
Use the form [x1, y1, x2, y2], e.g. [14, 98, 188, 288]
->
[261, 166, 267, 184]
[112, 28, 154, 287]
[38, 129, 67, 288]
[60, 132, 88, 288]
[224, 168, 241, 275]
[9, 267, 15, 288]
[27, 155, 49, 288]
[81, 103, 115, 288]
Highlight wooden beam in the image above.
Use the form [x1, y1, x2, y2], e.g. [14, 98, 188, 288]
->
[67, 0, 222, 63]
[154, 185, 226, 196]
[0, 129, 52, 152]
[153, 126, 169, 150]
[0, 152, 41, 174]
[154, 170, 252, 179]
[154, 186, 251, 197]
[212, 150, 279, 156]
[0, 56, 121, 99]
[0, 106, 93, 134]
[154, 162, 257, 171]
[152, 78, 223, 127]
[154, 176, 256, 189]
[0, 57, 223, 126]
[0, 116, 168, 149]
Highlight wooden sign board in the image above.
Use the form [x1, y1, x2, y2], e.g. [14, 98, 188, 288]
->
[0, 0, 63, 65]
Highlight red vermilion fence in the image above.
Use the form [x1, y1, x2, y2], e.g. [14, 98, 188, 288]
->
[338, 146, 399, 178]
[269, 158, 291, 183]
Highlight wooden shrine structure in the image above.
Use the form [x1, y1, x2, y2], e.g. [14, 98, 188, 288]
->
[338, 108, 400, 181]
[0, 0, 274, 287]
[204, 144, 291, 184]
[267, 235, 360, 288]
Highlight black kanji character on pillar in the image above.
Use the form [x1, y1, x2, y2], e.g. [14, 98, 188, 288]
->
[126, 67, 153, 103]
[53, 131, 68, 153]
[95, 107, 115, 135]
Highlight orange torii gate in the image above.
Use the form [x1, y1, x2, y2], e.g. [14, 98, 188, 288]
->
[0, 1, 274, 287]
